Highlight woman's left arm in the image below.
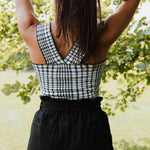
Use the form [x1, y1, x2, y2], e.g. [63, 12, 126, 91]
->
[15, 0, 40, 39]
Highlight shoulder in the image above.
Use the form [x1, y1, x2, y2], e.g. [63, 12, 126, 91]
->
[19, 21, 47, 64]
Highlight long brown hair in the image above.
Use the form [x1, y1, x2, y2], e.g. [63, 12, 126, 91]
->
[54, 0, 103, 66]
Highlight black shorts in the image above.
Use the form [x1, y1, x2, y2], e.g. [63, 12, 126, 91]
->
[27, 96, 114, 150]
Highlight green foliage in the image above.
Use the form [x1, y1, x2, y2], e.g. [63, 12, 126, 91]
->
[1, 75, 40, 104]
[2, 81, 20, 95]
[0, 0, 150, 115]
[15, 75, 40, 104]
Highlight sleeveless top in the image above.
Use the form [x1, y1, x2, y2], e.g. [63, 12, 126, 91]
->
[32, 22, 105, 100]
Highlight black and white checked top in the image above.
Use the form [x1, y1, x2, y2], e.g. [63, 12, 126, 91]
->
[32, 22, 105, 100]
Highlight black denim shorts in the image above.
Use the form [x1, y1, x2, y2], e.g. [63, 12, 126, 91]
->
[27, 96, 114, 150]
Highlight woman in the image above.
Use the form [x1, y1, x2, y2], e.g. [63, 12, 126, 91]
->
[15, 0, 140, 150]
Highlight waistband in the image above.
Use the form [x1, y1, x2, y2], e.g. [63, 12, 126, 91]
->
[39, 96, 103, 112]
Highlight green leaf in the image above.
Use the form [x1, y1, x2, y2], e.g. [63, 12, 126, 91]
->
[23, 96, 31, 103]
[147, 79, 150, 85]
[11, 81, 21, 93]
[126, 53, 132, 59]
[128, 73, 135, 78]
[113, 73, 118, 80]
[28, 75, 34, 80]
[117, 78, 124, 85]
[146, 75, 150, 85]
[135, 62, 149, 70]
[1, 84, 12, 95]
[113, 0, 122, 5]
[145, 27, 150, 35]
[1, 89, 12, 95]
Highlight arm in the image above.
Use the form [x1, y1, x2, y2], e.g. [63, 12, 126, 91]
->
[15, 0, 40, 39]
[99, 0, 141, 49]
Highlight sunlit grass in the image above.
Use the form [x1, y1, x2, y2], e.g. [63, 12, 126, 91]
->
[0, 70, 150, 150]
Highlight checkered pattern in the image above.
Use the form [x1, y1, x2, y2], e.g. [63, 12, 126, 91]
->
[32, 22, 105, 100]
[36, 22, 84, 64]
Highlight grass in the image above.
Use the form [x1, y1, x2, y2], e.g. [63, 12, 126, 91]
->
[0, 70, 150, 150]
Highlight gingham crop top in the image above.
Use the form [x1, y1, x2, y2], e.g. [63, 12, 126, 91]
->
[32, 22, 105, 100]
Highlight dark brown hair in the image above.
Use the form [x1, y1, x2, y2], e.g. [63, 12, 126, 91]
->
[54, 0, 103, 67]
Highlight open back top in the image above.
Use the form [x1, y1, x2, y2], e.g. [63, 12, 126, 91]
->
[32, 22, 105, 100]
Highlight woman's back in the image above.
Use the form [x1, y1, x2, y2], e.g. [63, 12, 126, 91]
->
[33, 21, 105, 100]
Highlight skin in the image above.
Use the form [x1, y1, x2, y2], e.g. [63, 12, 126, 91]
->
[15, 0, 141, 64]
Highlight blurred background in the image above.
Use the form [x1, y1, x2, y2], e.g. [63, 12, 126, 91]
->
[0, 0, 150, 149]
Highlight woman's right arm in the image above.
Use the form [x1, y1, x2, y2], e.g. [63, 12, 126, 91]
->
[99, 0, 141, 49]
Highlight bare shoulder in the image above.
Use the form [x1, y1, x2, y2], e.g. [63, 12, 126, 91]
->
[19, 22, 46, 64]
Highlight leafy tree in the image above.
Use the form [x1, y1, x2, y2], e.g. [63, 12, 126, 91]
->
[0, 0, 150, 115]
